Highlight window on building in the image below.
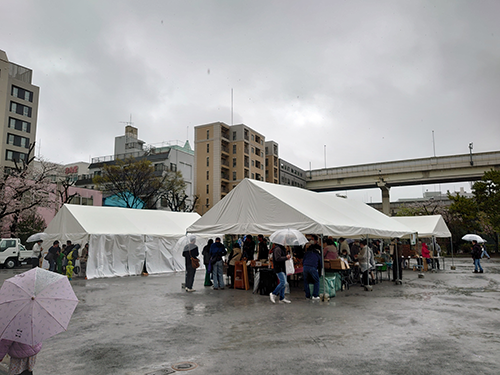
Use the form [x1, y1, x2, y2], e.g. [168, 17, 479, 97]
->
[206, 157, 209, 167]
[206, 198, 209, 206]
[206, 170, 209, 180]
[251, 147, 254, 154]
[5, 150, 27, 162]
[9, 102, 32, 117]
[232, 158, 236, 167]
[251, 134, 254, 141]
[207, 130, 210, 139]
[8, 118, 31, 133]
[206, 184, 209, 194]
[154, 163, 163, 172]
[7, 133, 30, 149]
[11, 86, 33, 102]
[233, 131, 236, 140]
[232, 144, 236, 154]
[251, 173, 254, 179]
[206, 143, 210, 153]
[170, 163, 177, 172]
[232, 171, 236, 180]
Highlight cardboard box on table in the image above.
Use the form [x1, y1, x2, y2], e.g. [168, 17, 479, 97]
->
[329, 259, 349, 270]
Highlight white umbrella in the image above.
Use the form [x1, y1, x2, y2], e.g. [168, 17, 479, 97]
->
[270, 228, 308, 247]
[26, 233, 46, 243]
[462, 234, 486, 243]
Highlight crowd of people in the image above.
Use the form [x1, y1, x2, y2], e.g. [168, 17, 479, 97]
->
[34, 239, 89, 279]
[181, 234, 404, 302]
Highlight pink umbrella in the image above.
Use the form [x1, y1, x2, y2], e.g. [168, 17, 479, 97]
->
[0, 267, 79, 346]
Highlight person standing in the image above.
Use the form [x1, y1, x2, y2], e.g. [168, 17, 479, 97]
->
[242, 235, 255, 260]
[421, 242, 432, 271]
[32, 240, 43, 268]
[80, 243, 89, 279]
[391, 239, 403, 282]
[47, 241, 60, 272]
[270, 243, 291, 304]
[257, 235, 268, 260]
[202, 239, 213, 287]
[182, 236, 199, 292]
[210, 237, 227, 290]
[302, 242, 322, 300]
[471, 240, 483, 273]
[358, 239, 375, 291]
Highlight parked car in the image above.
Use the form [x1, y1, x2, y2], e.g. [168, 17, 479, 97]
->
[0, 238, 34, 269]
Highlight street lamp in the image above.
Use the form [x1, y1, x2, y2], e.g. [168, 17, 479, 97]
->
[469, 142, 473, 166]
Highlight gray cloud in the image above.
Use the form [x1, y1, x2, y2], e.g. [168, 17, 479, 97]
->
[1, 0, 498, 196]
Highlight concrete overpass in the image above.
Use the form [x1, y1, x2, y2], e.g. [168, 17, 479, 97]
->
[306, 150, 500, 215]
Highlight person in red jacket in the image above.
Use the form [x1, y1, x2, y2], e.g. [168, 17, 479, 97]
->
[0, 339, 42, 375]
[421, 242, 432, 270]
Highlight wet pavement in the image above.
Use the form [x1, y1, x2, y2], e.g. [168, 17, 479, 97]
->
[1, 258, 499, 375]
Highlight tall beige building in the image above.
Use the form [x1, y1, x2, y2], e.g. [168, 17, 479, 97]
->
[195, 122, 269, 214]
[0, 50, 39, 169]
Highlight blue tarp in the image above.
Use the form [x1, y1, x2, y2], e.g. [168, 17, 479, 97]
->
[103, 192, 144, 209]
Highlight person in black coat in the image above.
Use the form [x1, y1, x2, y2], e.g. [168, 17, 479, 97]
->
[182, 236, 199, 292]
[202, 239, 213, 286]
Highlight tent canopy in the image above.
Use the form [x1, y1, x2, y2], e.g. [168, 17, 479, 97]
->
[392, 215, 452, 238]
[43, 205, 202, 279]
[187, 179, 414, 238]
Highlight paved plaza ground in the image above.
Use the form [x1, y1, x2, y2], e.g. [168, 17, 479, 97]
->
[1, 257, 499, 375]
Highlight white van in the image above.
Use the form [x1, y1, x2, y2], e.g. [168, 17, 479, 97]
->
[0, 238, 34, 269]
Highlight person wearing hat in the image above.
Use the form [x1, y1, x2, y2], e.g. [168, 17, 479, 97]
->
[182, 235, 199, 292]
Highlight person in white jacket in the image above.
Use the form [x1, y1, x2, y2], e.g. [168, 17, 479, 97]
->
[358, 239, 375, 291]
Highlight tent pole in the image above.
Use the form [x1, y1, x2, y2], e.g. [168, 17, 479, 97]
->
[320, 234, 325, 297]
[450, 235, 455, 270]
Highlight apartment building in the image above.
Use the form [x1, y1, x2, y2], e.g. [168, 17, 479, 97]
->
[279, 158, 306, 188]
[265, 141, 279, 184]
[88, 126, 195, 209]
[194, 122, 273, 214]
[0, 50, 39, 169]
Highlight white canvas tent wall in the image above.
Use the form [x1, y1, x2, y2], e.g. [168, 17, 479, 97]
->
[43, 205, 201, 279]
[392, 215, 452, 238]
[187, 179, 413, 238]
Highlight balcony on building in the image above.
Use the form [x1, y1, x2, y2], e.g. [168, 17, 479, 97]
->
[221, 126, 230, 141]
[221, 171, 230, 182]
[221, 157, 229, 170]
[221, 139, 229, 155]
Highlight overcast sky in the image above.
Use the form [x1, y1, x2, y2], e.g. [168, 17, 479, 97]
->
[1, 0, 499, 202]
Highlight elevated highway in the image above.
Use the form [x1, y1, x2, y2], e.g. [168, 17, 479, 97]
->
[306, 150, 500, 214]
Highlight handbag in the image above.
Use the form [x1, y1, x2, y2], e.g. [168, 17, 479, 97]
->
[285, 258, 295, 275]
[189, 250, 200, 269]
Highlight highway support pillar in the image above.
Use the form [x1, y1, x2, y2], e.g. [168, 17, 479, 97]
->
[377, 180, 391, 215]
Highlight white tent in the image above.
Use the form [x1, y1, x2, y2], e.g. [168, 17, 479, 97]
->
[43, 205, 203, 279]
[392, 215, 452, 238]
[187, 179, 414, 238]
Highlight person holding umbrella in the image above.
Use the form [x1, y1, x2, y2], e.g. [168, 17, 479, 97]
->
[0, 338, 42, 375]
[0, 267, 78, 374]
[471, 240, 483, 273]
[269, 243, 292, 304]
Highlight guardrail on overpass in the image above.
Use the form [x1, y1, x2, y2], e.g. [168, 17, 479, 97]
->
[306, 150, 500, 214]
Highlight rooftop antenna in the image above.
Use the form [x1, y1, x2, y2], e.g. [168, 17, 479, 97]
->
[120, 114, 133, 127]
